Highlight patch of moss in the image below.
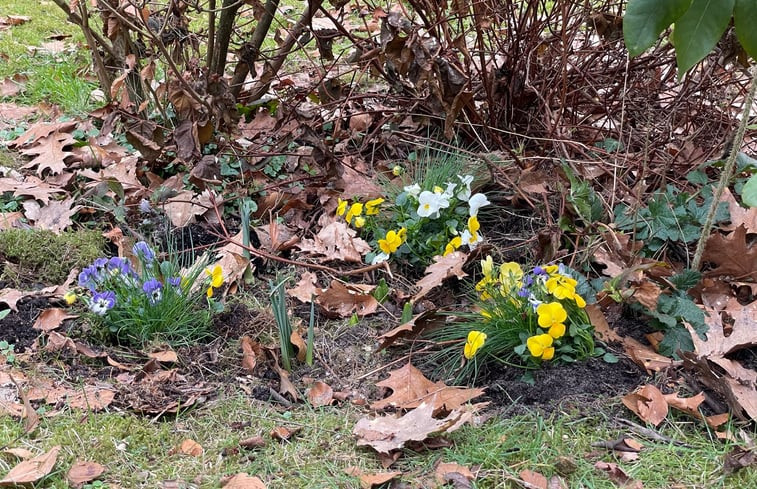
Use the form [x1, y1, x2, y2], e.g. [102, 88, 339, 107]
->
[0, 228, 104, 287]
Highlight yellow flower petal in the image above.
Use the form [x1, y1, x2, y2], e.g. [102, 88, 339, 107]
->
[64, 291, 77, 305]
[207, 286, 214, 298]
[574, 293, 586, 308]
[548, 322, 566, 339]
[345, 202, 363, 223]
[467, 215, 480, 233]
[206, 265, 223, 288]
[537, 302, 567, 328]
[463, 330, 487, 359]
[353, 216, 366, 228]
[365, 198, 384, 216]
[541, 347, 555, 360]
[526, 334, 553, 358]
[336, 198, 348, 216]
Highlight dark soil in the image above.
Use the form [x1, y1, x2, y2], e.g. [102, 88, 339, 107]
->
[0, 296, 51, 353]
[485, 356, 647, 415]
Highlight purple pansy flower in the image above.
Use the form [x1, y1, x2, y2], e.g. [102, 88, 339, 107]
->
[93, 257, 108, 269]
[90, 290, 116, 315]
[168, 277, 181, 287]
[132, 241, 155, 263]
[78, 265, 100, 290]
[107, 257, 134, 276]
[533, 266, 546, 276]
[142, 278, 163, 304]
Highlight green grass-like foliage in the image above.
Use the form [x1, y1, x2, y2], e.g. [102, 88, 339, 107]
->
[427, 258, 599, 384]
[72, 241, 221, 346]
[0, 229, 104, 286]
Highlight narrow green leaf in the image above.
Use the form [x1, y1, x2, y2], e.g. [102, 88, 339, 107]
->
[735, 0, 757, 59]
[623, 0, 692, 56]
[672, 0, 735, 75]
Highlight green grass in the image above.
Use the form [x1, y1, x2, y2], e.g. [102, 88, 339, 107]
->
[1, 395, 755, 488]
[0, 0, 96, 114]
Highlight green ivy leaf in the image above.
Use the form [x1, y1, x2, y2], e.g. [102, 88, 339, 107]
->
[623, 0, 692, 56]
[671, 0, 735, 75]
[735, 0, 757, 59]
[741, 173, 757, 207]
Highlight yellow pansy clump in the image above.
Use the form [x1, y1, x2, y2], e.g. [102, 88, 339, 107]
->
[205, 265, 224, 298]
[527, 334, 555, 360]
[463, 330, 487, 359]
[536, 302, 567, 338]
[365, 198, 384, 215]
[378, 228, 406, 254]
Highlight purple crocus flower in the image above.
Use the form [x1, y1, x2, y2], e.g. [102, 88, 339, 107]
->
[132, 241, 155, 263]
[142, 278, 163, 304]
[168, 277, 181, 288]
[90, 290, 116, 315]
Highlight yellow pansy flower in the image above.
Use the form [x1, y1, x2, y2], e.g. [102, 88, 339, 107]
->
[574, 293, 587, 308]
[537, 302, 567, 328]
[378, 229, 403, 254]
[527, 334, 555, 360]
[480, 255, 494, 279]
[443, 236, 462, 256]
[345, 202, 363, 224]
[392, 165, 403, 176]
[397, 227, 407, 241]
[336, 198, 348, 216]
[547, 322, 566, 339]
[365, 198, 384, 215]
[545, 274, 577, 300]
[64, 291, 77, 305]
[463, 330, 487, 359]
[353, 216, 366, 228]
[499, 262, 523, 292]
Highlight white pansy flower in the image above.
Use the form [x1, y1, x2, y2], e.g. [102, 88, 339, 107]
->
[417, 190, 450, 218]
[371, 252, 390, 265]
[457, 175, 474, 201]
[443, 182, 457, 198]
[468, 193, 490, 216]
[403, 183, 422, 198]
[460, 229, 481, 250]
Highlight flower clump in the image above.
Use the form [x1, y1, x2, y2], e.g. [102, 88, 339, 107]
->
[336, 174, 490, 265]
[445, 257, 597, 377]
[66, 241, 223, 346]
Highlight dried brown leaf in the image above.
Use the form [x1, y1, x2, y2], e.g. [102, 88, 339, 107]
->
[594, 461, 643, 488]
[20, 133, 72, 176]
[702, 225, 757, 278]
[305, 381, 333, 408]
[377, 310, 445, 350]
[296, 220, 371, 263]
[0, 446, 60, 486]
[370, 363, 484, 412]
[34, 198, 81, 234]
[32, 308, 77, 332]
[621, 384, 668, 427]
[221, 473, 267, 488]
[316, 280, 378, 318]
[518, 470, 548, 489]
[344, 466, 402, 489]
[240, 336, 263, 373]
[436, 462, 476, 486]
[172, 439, 203, 457]
[148, 349, 178, 363]
[353, 402, 464, 454]
[66, 386, 115, 411]
[413, 251, 468, 301]
[67, 461, 106, 488]
[719, 188, 757, 234]
[286, 271, 319, 303]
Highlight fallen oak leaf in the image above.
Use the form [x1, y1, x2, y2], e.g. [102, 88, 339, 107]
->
[20, 133, 73, 176]
[316, 280, 378, 318]
[377, 310, 445, 350]
[147, 349, 178, 363]
[353, 402, 466, 454]
[593, 461, 643, 488]
[240, 336, 264, 373]
[286, 271, 319, 303]
[0, 445, 60, 486]
[436, 462, 476, 487]
[413, 251, 468, 301]
[170, 439, 203, 457]
[518, 469, 548, 489]
[370, 363, 484, 412]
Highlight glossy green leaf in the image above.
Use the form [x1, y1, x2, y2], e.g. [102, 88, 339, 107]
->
[623, 0, 692, 56]
[671, 0, 735, 74]
[741, 172, 757, 207]
[735, 0, 757, 59]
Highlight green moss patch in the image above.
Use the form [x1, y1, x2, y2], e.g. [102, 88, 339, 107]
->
[0, 228, 104, 286]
